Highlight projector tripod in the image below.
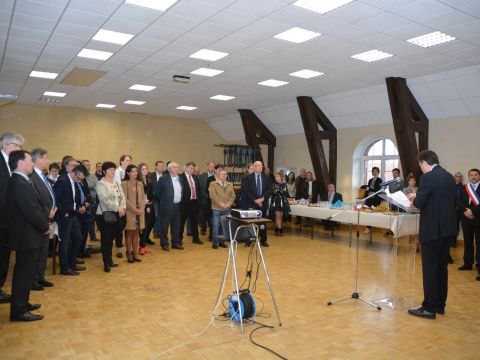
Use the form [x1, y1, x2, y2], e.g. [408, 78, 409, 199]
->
[327, 197, 382, 311]
[212, 216, 282, 333]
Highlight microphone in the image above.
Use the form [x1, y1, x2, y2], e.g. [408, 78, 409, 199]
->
[379, 178, 400, 187]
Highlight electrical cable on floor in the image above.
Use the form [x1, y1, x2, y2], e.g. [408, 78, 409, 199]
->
[246, 319, 288, 360]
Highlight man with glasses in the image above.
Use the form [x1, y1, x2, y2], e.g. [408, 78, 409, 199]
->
[0, 132, 25, 304]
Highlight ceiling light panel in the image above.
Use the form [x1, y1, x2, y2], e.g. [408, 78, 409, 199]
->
[258, 79, 289, 87]
[176, 106, 197, 110]
[126, 0, 178, 11]
[289, 69, 324, 79]
[190, 68, 224, 77]
[30, 71, 58, 79]
[293, 0, 354, 14]
[124, 100, 146, 105]
[407, 31, 456, 48]
[129, 84, 156, 91]
[351, 49, 393, 62]
[77, 48, 113, 61]
[274, 27, 321, 44]
[43, 91, 67, 97]
[96, 103, 116, 108]
[210, 95, 235, 101]
[189, 49, 229, 61]
[93, 29, 134, 45]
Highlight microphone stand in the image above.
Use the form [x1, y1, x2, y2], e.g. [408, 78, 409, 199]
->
[327, 188, 387, 311]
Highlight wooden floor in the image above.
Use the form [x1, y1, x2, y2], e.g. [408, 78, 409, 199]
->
[1, 224, 479, 360]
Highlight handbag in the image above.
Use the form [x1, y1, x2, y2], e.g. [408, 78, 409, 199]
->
[99, 182, 120, 224]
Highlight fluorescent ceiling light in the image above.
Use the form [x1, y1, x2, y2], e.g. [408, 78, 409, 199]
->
[289, 69, 324, 79]
[351, 49, 393, 62]
[96, 103, 116, 108]
[189, 49, 229, 61]
[129, 84, 156, 91]
[93, 29, 134, 45]
[190, 67, 224, 77]
[293, 0, 354, 14]
[407, 31, 456, 48]
[274, 27, 321, 44]
[126, 0, 178, 11]
[77, 48, 113, 61]
[210, 95, 235, 101]
[176, 106, 197, 111]
[30, 71, 58, 79]
[258, 79, 289, 87]
[124, 100, 146, 105]
[43, 91, 66, 97]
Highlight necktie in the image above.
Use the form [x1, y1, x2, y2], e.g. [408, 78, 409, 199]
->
[41, 172, 56, 208]
[256, 174, 261, 197]
[76, 182, 85, 205]
[188, 175, 197, 200]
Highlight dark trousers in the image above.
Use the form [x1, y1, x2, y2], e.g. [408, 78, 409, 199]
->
[421, 238, 450, 313]
[99, 217, 118, 266]
[87, 206, 97, 242]
[58, 216, 82, 272]
[159, 204, 181, 247]
[0, 227, 10, 289]
[10, 247, 40, 316]
[77, 213, 88, 256]
[115, 216, 126, 249]
[34, 238, 49, 283]
[140, 206, 155, 247]
[462, 221, 480, 268]
[199, 202, 212, 238]
[180, 199, 199, 242]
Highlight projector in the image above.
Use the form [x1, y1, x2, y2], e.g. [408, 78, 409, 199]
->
[173, 74, 190, 83]
[231, 209, 262, 219]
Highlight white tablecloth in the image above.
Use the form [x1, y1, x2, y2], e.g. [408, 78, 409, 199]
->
[290, 205, 419, 237]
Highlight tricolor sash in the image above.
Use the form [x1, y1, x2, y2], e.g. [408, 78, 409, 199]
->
[465, 183, 480, 207]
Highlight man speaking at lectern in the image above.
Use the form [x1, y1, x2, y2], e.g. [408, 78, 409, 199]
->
[406, 150, 456, 319]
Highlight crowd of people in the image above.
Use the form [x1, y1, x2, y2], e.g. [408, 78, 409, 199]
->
[1, 131, 478, 323]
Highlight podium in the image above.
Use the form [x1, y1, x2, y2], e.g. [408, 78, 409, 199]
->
[211, 216, 282, 332]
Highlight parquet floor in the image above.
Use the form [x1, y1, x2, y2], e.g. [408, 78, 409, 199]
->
[1, 224, 479, 360]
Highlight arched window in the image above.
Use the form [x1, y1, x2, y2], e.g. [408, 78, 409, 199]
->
[363, 138, 399, 183]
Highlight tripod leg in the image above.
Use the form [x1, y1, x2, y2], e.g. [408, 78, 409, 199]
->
[254, 224, 283, 326]
[212, 242, 231, 317]
[358, 297, 382, 311]
[231, 239, 244, 332]
[327, 296, 355, 305]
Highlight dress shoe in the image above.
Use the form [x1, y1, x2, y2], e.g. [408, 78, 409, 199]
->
[39, 279, 54, 287]
[436, 307, 445, 315]
[219, 243, 228, 248]
[0, 290, 11, 303]
[73, 266, 86, 271]
[476, 275, 480, 281]
[448, 256, 454, 264]
[408, 307, 436, 319]
[193, 239, 204, 245]
[116, 252, 123, 259]
[28, 303, 41, 311]
[60, 269, 80, 276]
[458, 265, 472, 270]
[172, 245, 184, 250]
[212, 244, 218, 249]
[161, 246, 170, 251]
[10, 311, 44, 322]
[76, 259, 85, 265]
[109, 262, 119, 268]
[31, 282, 44, 291]
[261, 242, 270, 247]
[104, 266, 111, 273]
[146, 239, 155, 245]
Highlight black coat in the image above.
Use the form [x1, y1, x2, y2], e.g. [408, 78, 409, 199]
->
[53, 174, 81, 219]
[29, 170, 54, 217]
[154, 174, 183, 216]
[240, 172, 272, 211]
[458, 183, 480, 226]
[413, 166, 457, 243]
[365, 177, 383, 207]
[179, 173, 200, 203]
[303, 180, 320, 203]
[0, 153, 11, 229]
[7, 174, 50, 251]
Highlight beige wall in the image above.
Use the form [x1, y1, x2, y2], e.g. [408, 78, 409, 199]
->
[274, 114, 480, 201]
[0, 103, 224, 169]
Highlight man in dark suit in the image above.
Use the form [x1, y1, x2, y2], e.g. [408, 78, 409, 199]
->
[150, 160, 165, 239]
[457, 168, 480, 278]
[29, 148, 57, 291]
[304, 172, 320, 203]
[53, 160, 88, 275]
[154, 162, 183, 251]
[320, 183, 343, 230]
[198, 161, 215, 238]
[0, 132, 25, 304]
[406, 150, 457, 319]
[240, 161, 272, 246]
[7, 150, 49, 321]
[180, 161, 203, 245]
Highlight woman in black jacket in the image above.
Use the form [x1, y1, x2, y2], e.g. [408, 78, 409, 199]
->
[138, 163, 155, 254]
[268, 173, 290, 236]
